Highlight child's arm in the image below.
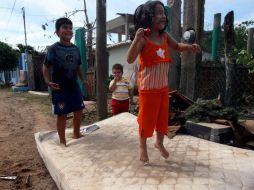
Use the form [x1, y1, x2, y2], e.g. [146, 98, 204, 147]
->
[166, 33, 201, 53]
[129, 88, 134, 104]
[127, 28, 146, 63]
[77, 65, 88, 85]
[108, 79, 117, 92]
[42, 64, 60, 90]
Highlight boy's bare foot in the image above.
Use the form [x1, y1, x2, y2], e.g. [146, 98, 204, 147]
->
[73, 133, 84, 139]
[60, 140, 67, 147]
[154, 143, 169, 159]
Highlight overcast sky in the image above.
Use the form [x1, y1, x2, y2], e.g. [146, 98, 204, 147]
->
[1, 0, 254, 51]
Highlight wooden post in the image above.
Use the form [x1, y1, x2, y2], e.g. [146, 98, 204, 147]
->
[164, 6, 171, 33]
[83, 0, 96, 99]
[247, 28, 254, 55]
[180, 0, 205, 100]
[224, 11, 236, 106]
[83, 0, 94, 68]
[212, 13, 221, 61]
[168, 0, 181, 91]
[96, 0, 108, 120]
[27, 54, 35, 90]
[118, 34, 122, 42]
[125, 14, 129, 41]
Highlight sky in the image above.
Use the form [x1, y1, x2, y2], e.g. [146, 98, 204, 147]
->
[0, 0, 254, 51]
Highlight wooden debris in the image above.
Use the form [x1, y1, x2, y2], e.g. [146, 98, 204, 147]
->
[25, 175, 31, 187]
[214, 119, 230, 125]
[239, 120, 254, 134]
[168, 125, 181, 139]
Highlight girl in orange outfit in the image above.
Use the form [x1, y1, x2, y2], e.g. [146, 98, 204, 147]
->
[127, 0, 201, 164]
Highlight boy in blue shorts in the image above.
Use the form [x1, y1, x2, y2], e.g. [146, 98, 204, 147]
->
[43, 17, 86, 146]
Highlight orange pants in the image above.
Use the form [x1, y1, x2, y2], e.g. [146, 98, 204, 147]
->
[138, 89, 169, 138]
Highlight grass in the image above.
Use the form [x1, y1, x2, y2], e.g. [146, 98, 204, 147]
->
[0, 87, 139, 127]
[0, 87, 53, 117]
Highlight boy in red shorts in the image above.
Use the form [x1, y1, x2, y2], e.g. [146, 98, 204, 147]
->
[109, 63, 133, 115]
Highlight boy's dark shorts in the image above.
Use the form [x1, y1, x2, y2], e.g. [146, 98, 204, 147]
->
[52, 89, 85, 115]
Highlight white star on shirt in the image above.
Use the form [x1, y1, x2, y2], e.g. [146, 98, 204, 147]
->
[156, 48, 165, 58]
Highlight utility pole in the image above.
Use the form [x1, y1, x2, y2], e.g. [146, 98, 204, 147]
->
[22, 7, 28, 54]
[22, 7, 28, 79]
[22, 7, 34, 89]
[96, 0, 108, 120]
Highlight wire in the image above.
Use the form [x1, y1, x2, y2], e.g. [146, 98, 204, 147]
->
[27, 13, 60, 17]
[0, 6, 18, 10]
[1, 17, 21, 43]
[3, 0, 17, 39]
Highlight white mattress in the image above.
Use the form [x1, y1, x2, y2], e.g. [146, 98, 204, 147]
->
[35, 113, 254, 190]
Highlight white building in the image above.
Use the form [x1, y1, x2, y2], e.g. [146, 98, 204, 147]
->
[106, 13, 138, 83]
[107, 40, 136, 79]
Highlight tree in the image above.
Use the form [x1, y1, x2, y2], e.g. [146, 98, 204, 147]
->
[235, 20, 254, 51]
[0, 41, 19, 71]
[202, 20, 254, 57]
[83, 0, 95, 69]
[16, 43, 39, 56]
[0, 41, 19, 83]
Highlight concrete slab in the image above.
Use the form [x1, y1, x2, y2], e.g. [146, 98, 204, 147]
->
[28, 91, 49, 96]
[185, 121, 233, 143]
[12, 86, 30, 92]
[35, 113, 254, 190]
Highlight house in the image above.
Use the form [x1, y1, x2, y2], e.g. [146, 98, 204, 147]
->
[107, 40, 136, 79]
[106, 13, 136, 80]
[0, 53, 28, 85]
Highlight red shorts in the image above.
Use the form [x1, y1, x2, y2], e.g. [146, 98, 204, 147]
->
[111, 99, 129, 115]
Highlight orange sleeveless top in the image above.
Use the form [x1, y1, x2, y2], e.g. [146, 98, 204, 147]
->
[138, 32, 172, 93]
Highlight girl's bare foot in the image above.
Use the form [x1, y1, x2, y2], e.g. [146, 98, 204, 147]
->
[154, 143, 169, 159]
[140, 146, 149, 165]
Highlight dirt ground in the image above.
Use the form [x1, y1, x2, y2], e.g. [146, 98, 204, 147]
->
[0, 88, 58, 189]
[0, 87, 137, 190]
[0, 86, 100, 189]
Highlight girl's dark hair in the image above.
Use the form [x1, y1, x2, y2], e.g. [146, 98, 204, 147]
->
[131, 0, 167, 40]
[112, 63, 123, 73]
[55, 17, 72, 31]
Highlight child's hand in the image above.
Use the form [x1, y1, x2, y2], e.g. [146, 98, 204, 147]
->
[113, 75, 121, 82]
[144, 28, 151, 36]
[135, 28, 146, 40]
[48, 82, 60, 90]
[190, 43, 201, 53]
[83, 80, 88, 86]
